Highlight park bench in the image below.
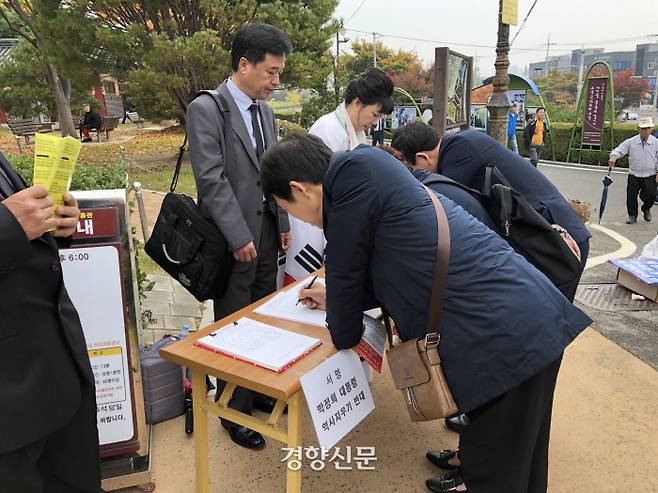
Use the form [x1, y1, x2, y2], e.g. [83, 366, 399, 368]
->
[126, 111, 145, 128]
[98, 115, 120, 141]
[75, 115, 120, 142]
[8, 118, 40, 154]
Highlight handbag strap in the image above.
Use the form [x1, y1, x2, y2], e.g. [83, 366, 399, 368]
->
[170, 90, 233, 193]
[384, 185, 451, 345]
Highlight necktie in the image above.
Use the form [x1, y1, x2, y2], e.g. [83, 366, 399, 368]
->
[249, 102, 265, 160]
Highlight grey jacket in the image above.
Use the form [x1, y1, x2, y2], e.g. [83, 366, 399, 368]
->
[186, 81, 289, 251]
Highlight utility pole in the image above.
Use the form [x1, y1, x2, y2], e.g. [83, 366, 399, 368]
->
[576, 45, 585, 104]
[487, 0, 511, 145]
[543, 33, 557, 76]
[333, 27, 349, 105]
[372, 32, 381, 67]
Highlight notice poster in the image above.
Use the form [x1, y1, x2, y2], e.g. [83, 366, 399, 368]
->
[583, 78, 608, 146]
[60, 244, 135, 446]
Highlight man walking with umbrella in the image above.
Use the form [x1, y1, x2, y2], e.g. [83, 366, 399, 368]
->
[608, 117, 658, 224]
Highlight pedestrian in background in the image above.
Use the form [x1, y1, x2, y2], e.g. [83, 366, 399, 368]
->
[507, 102, 519, 154]
[608, 117, 658, 224]
[80, 103, 102, 143]
[524, 107, 549, 166]
[371, 115, 386, 146]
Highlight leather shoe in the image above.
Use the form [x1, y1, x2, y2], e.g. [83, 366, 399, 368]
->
[253, 396, 277, 413]
[426, 470, 466, 492]
[626, 215, 637, 224]
[226, 425, 265, 450]
[445, 414, 469, 433]
[426, 449, 460, 470]
[643, 210, 652, 222]
[253, 395, 287, 414]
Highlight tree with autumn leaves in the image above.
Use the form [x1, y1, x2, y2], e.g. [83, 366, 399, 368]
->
[0, 0, 339, 128]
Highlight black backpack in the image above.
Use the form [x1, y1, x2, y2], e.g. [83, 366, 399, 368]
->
[422, 167, 581, 297]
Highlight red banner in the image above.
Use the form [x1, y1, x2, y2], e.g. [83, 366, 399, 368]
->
[583, 78, 608, 146]
[72, 207, 119, 239]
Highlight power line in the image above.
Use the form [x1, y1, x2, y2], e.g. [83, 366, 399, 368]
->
[344, 0, 367, 24]
[510, 0, 539, 47]
[343, 28, 547, 52]
[344, 28, 653, 53]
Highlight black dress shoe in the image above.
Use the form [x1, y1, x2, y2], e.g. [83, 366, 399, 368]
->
[226, 425, 266, 450]
[426, 470, 466, 492]
[253, 395, 287, 414]
[626, 215, 637, 224]
[445, 414, 469, 433]
[426, 449, 460, 470]
[253, 395, 277, 413]
[643, 210, 652, 222]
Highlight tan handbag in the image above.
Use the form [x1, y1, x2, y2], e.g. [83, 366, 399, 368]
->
[385, 186, 458, 422]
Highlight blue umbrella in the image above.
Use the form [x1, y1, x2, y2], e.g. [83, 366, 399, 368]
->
[598, 167, 613, 224]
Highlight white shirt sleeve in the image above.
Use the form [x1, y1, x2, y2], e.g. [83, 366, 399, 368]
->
[309, 114, 349, 152]
[610, 137, 631, 159]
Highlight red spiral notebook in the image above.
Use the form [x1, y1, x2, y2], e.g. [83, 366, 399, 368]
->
[194, 317, 322, 373]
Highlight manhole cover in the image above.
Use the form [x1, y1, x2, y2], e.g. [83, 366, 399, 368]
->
[575, 284, 658, 312]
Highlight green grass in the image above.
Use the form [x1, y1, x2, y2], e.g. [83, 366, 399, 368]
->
[128, 167, 197, 196]
[137, 247, 166, 275]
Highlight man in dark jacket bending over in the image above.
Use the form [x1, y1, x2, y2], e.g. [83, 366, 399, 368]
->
[260, 134, 591, 493]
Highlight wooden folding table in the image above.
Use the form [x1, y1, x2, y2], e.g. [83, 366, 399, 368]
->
[160, 278, 335, 492]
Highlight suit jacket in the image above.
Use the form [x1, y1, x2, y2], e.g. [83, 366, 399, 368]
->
[186, 81, 289, 252]
[0, 153, 94, 454]
[438, 129, 591, 246]
[323, 145, 591, 413]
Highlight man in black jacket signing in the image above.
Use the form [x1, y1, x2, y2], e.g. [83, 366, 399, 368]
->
[0, 152, 103, 492]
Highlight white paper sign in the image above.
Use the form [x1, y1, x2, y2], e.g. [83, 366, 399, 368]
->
[60, 245, 135, 446]
[301, 350, 375, 450]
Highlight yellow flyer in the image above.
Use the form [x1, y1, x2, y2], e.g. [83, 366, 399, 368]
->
[33, 133, 61, 188]
[48, 136, 81, 209]
[33, 134, 81, 209]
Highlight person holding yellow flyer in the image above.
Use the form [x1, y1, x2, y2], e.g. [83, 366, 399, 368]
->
[0, 150, 103, 492]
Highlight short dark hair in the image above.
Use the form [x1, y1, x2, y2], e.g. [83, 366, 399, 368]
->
[391, 122, 440, 165]
[536, 106, 545, 113]
[261, 133, 332, 201]
[231, 23, 292, 71]
[344, 68, 395, 114]
[511, 102, 518, 107]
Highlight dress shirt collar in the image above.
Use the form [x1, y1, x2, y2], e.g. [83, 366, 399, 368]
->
[227, 77, 257, 112]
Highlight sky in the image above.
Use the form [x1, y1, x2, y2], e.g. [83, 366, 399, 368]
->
[334, 0, 658, 80]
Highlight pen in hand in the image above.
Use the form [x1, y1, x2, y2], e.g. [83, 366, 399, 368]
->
[296, 275, 319, 305]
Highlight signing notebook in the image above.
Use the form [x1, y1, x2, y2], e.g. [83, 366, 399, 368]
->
[195, 317, 322, 373]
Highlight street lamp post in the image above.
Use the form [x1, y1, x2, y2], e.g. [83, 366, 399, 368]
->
[487, 0, 511, 146]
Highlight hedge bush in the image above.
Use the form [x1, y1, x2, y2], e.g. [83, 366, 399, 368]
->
[5, 153, 128, 190]
[516, 122, 639, 167]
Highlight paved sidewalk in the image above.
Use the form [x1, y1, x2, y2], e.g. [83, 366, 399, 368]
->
[140, 274, 213, 345]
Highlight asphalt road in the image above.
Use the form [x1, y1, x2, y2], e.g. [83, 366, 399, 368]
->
[538, 161, 658, 370]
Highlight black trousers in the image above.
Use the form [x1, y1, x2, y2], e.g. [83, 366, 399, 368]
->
[213, 210, 278, 427]
[0, 378, 102, 493]
[626, 174, 657, 217]
[371, 130, 384, 146]
[459, 357, 563, 493]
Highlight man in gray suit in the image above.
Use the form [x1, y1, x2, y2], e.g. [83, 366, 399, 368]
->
[186, 23, 292, 450]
